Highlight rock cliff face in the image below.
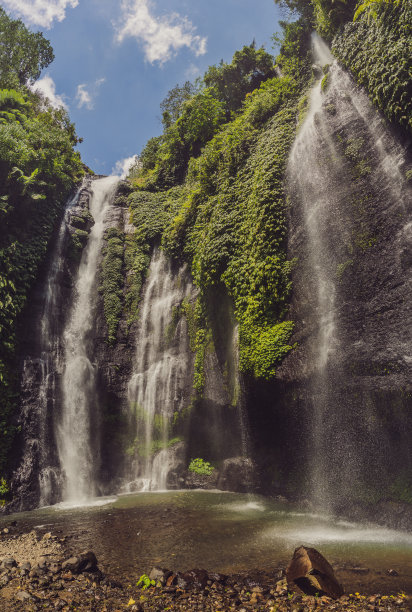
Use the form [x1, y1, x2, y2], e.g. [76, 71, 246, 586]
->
[10, 177, 252, 510]
[248, 60, 412, 515]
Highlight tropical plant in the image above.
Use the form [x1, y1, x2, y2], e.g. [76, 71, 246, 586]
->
[189, 458, 215, 475]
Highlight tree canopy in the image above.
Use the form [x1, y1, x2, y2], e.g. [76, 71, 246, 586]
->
[203, 44, 276, 115]
[0, 8, 54, 88]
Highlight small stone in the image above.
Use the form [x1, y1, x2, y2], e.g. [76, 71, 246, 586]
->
[2, 528, 9, 534]
[16, 590, 31, 601]
[386, 569, 399, 577]
[350, 567, 369, 574]
[149, 566, 169, 585]
[43, 532, 52, 540]
[1, 557, 16, 570]
[62, 557, 79, 572]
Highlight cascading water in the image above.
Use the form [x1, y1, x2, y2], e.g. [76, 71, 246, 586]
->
[287, 33, 412, 508]
[57, 176, 119, 503]
[18, 186, 83, 507]
[127, 249, 192, 491]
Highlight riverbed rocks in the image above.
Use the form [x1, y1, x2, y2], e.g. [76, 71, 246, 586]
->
[0, 556, 409, 611]
[0, 529, 409, 611]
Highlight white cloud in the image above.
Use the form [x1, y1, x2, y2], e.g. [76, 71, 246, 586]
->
[75, 78, 106, 110]
[30, 75, 68, 109]
[115, 0, 207, 65]
[112, 155, 138, 179]
[2, 0, 79, 29]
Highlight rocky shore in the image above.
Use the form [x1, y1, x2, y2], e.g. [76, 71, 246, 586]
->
[0, 526, 409, 611]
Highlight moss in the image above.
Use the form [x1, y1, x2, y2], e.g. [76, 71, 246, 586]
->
[99, 227, 125, 344]
[321, 72, 330, 91]
[124, 22, 312, 385]
[68, 228, 89, 263]
[336, 259, 354, 280]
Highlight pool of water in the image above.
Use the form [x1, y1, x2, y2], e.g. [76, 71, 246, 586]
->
[2, 491, 411, 595]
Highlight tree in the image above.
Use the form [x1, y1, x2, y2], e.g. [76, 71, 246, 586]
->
[0, 8, 54, 88]
[203, 44, 276, 115]
[160, 81, 198, 129]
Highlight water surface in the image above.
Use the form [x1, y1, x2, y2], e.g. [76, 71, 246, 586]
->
[2, 491, 411, 595]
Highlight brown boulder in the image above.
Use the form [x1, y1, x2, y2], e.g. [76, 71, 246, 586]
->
[286, 546, 344, 599]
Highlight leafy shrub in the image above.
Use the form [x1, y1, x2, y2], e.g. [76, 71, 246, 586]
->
[136, 574, 156, 589]
[189, 458, 215, 475]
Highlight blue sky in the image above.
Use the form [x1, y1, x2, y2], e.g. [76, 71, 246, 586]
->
[3, 0, 284, 175]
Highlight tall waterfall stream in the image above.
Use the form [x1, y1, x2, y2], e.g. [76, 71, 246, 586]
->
[57, 176, 119, 504]
[287, 33, 412, 508]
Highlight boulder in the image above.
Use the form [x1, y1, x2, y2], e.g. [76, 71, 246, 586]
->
[61, 556, 79, 572]
[177, 569, 209, 590]
[16, 590, 31, 601]
[217, 457, 255, 492]
[62, 551, 98, 574]
[286, 546, 344, 599]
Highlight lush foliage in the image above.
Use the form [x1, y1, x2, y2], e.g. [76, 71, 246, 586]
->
[203, 44, 276, 116]
[133, 45, 278, 191]
[0, 9, 84, 477]
[100, 227, 125, 344]
[188, 457, 215, 476]
[127, 22, 311, 386]
[273, 0, 356, 38]
[333, 0, 411, 132]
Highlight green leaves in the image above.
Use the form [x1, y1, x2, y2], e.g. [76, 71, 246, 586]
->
[0, 8, 54, 88]
[353, 0, 400, 22]
[188, 457, 215, 475]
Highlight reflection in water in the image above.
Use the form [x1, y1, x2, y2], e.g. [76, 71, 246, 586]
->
[2, 491, 412, 595]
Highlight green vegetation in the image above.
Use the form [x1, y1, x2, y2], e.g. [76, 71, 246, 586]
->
[0, 477, 10, 506]
[0, 7, 54, 89]
[0, 8, 84, 477]
[188, 457, 215, 476]
[125, 21, 311, 388]
[274, 0, 410, 132]
[137, 575, 156, 590]
[100, 227, 125, 344]
[333, 0, 411, 132]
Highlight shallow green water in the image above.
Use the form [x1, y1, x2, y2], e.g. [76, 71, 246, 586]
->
[2, 491, 412, 595]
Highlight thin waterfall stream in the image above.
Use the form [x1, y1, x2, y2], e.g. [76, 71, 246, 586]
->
[127, 249, 192, 491]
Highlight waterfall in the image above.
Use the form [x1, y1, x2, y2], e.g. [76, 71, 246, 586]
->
[287, 34, 411, 508]
[57, 176, 119, 503]
[127, 249, 192, 491]
[19, 186, 82, 507]
[36, 190, 78, 506]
